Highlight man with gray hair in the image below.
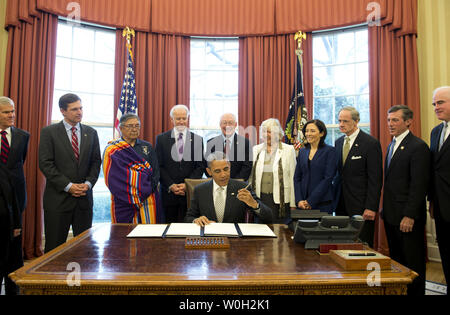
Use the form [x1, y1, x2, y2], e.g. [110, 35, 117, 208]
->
[429, 86, 450, 291]
[382, 105, 430, 295]
[205, 113, 252, 181]
[155, 105, 205, 223]
[0, 96, 29, 295]
[185, 152, 272, 226]
[334, 106, 382, 248]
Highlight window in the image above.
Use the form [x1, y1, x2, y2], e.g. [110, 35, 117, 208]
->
[53, 20, 116, 224]
[312, 27, 370, 145]
[190, 38, 239, 144]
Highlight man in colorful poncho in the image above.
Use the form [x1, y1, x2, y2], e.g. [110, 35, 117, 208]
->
[103, 114, 162, 223]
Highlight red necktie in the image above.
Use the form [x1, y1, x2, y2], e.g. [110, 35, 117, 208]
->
[71, 127, 79, 160]
[1, 131, 9, 164]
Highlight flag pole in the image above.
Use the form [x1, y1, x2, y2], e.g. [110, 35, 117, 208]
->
[294, 31, 307, 147]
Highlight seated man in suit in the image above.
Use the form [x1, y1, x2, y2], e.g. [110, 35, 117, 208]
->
[205, 113, 252, 181]
[185, 152, 273, 226]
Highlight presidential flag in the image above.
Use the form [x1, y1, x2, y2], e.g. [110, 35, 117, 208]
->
[114, 51, 138, 138]
[284, 57, 307, 150]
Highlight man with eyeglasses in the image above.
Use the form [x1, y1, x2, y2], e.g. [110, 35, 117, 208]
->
[103, 114, 162, 224]
[429, 86, 450, 293]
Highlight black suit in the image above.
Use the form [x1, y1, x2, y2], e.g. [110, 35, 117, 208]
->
[185, 179, 273, 224]
[39, 121, 101, 253]
[0, 164, 21, 295]
[7, 127, 29, 213]
[382, 131, 430, 296]
[334, 130, 383, 247]
[1, 127, 29, 294]
[155, 129, 205, 223]
[205, 133, 252, 181]
[430, 122, 450, 289]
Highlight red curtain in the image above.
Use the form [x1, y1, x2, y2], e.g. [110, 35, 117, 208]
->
[115, 32, 190, 145]
[3, 12, 58, 259]
[238, 34, 313, 143]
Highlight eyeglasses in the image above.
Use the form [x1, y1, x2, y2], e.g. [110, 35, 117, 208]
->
[122, 124, 141, 129]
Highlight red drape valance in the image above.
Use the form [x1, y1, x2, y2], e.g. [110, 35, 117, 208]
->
[5, 0, 416, 37]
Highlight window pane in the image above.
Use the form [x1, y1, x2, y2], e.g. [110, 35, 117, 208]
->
[93, 63, 115, 95]
[91, 94, 114, 124]
[71, 60, 95, 93]
[54, 57, 72, 90]
[95, 30, 116, 63]
[313, 27, 369, 134]
[334, 64, 355, 95]
[335, 32, 355, 64]
[56, 23, 73, 58]
[190, 39, 238, 132]
[72, 27, 95, 61]
[314, 97, 334, 125]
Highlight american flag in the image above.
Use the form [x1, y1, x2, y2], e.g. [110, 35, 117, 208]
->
[114, 51, 138, 138]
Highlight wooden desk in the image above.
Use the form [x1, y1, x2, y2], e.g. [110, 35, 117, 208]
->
[10, 224, 416, 295]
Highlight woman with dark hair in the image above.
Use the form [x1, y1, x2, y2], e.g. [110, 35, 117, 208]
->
[293, 119, 337, 214]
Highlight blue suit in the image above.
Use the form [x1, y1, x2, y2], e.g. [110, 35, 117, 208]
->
[294, 144, 337, 213]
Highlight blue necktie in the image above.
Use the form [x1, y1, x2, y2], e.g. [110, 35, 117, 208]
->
[387, 138, 396, 168]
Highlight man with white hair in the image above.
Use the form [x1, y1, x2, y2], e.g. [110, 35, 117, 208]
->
[205, 113, 252, 181]
[429, 86, 450, 292]
[0, 96, 29, 295]
[155, 105, 205, 223]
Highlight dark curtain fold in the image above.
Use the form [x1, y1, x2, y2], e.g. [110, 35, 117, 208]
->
[3, 13, 58, 259]
[114, 32, 190, 146]
[238, 34, 313, 143]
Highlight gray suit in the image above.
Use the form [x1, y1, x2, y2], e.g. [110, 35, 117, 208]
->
[39, 121, 101, 252]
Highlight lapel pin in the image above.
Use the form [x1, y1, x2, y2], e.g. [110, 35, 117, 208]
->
[401, 146, 405, 150]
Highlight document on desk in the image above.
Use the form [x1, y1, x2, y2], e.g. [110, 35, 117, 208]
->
[203, 223, 239, 237]
[165, 223, 202, 237]
[237, 224, 277, 238]
[126, 224, 168, 238]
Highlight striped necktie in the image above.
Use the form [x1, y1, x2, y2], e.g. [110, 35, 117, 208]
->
[71, 126, 79, 161]
[1, 130, 10, 164]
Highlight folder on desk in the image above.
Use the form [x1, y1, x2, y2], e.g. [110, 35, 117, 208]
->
[126, 224, 169, 238]
[203, 223, 240, 237]
[237, 223, 277, 238]
[164, 223, 202, 237]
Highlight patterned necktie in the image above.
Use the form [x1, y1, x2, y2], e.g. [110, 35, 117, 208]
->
[71, 126, 79, 161]
[439, 122, 448, 151]
[342, 136, 350, 165]
[177, 132, 184, 160]
[387, 138, 396, 168]
[224, 138, 231, 158]
[214, 186, 225, 223]
[1, 130, 10, 164]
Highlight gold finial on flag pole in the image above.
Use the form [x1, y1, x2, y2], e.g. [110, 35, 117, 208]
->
[122, 27, 135, 61]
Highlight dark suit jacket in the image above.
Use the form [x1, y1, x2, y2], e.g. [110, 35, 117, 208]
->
[334, 130, 383, 216]
[184, 179, 273, 224]
[294, 144, 337, 213]
[205, 133, 253, 181]
[430, 123, 450, 222]
[0, 164, 21, 243]
[155, 129, 205, 206]
[382, 132, 430, 226]
[38, 121, 102, 213]
[6, 127, 29, 213]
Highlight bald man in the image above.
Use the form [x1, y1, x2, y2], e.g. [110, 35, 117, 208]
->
[205, 113, 252, 181]
[155, 105, 205, 223]
[429, 86, 450, 292]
